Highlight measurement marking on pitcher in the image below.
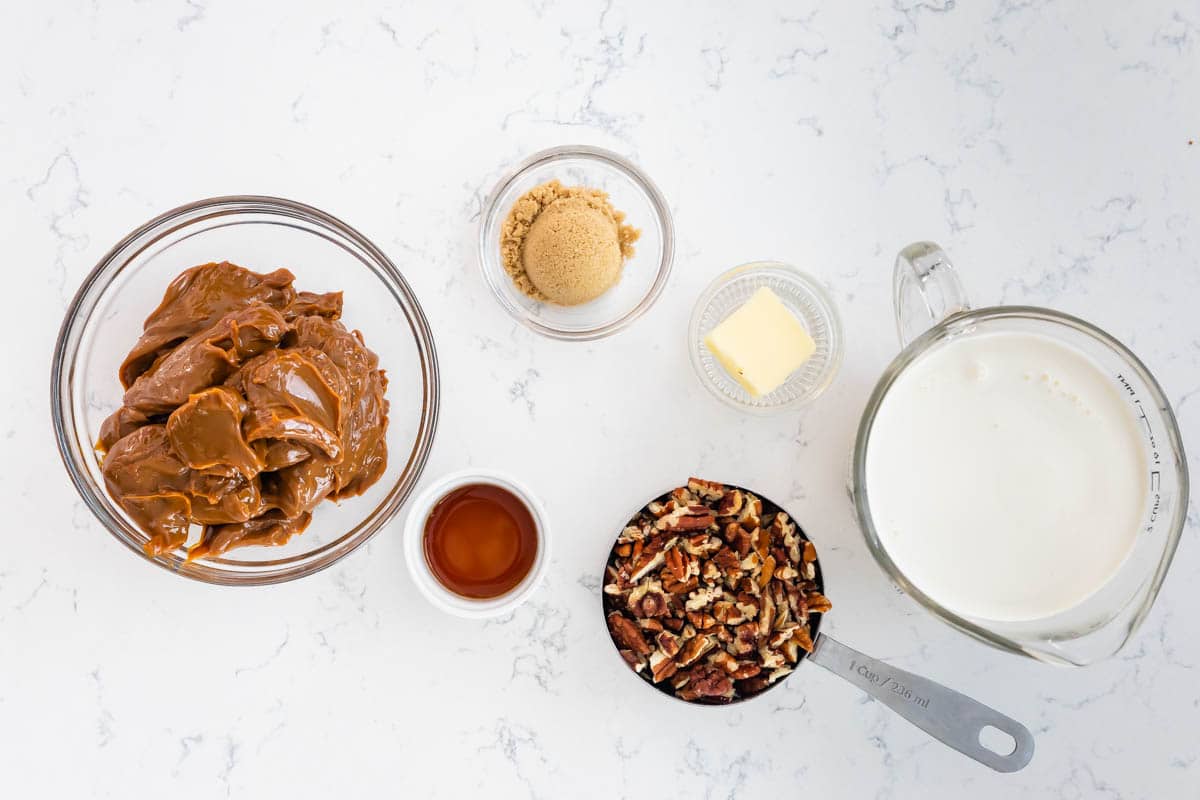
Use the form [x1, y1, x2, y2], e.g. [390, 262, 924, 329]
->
[848, 659, 931, 709]
[1117, 374, 1164, 533]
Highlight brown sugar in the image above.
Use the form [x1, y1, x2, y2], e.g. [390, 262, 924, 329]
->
[500, 180, 640, 306]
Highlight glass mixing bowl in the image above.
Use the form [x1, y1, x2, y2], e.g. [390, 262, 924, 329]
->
[51, 196, 440, 585]
[478, 145, 674, 340]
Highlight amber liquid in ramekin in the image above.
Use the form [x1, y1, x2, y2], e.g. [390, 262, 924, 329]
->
[422, 483, 537, 599]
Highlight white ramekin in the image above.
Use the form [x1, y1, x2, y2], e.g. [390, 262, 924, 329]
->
[402, 468, 550, 619]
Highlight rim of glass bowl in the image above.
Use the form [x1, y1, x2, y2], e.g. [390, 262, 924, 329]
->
[688, 261, 844, 414]
[477, 144, 675, 341]
[50, 195, 441, 586]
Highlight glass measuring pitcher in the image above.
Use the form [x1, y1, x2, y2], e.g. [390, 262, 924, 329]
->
[852, 242, 1189, 666]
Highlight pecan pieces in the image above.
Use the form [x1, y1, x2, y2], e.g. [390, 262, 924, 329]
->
[603, 479, 829, 703]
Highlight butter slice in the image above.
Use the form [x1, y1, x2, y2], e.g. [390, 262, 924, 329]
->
[704, 287, 815, 397]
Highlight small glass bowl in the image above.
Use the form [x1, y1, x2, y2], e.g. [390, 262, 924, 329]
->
[478, 145, 674, 340]
[402, 468, 550, 619]
[51, 196, 440, 585]
[689, 262, 843, 413]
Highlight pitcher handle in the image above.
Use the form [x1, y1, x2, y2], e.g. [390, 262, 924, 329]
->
[893, 241, 971, 347]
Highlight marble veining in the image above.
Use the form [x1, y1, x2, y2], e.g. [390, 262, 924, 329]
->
[2, 0, 1198, 797]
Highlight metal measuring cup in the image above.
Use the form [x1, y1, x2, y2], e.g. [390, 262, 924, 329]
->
[601, 483, 1034, 773]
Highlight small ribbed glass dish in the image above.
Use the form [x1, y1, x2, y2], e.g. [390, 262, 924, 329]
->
[688, 262, 843, 413]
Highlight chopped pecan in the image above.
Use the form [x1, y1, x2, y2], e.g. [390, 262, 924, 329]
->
[716, 488, 744, 518]
[687, 477, 725, 501]
[662, 575, 700, 595]
[775, 562, 799, 581]
[656, 630, 682, 658]
[807, 593, 832, 614]
[739, 551, 762, 573]
[759, 554, 776, 587]
[730, 662, 761, 680]
[685, 586, 721, 611]
[771, 546, 790, 569]
[676, 634, 716, 667]
[617, 525, 645, 543]
[657, 504, 716, 532]
[713, 547, 741, 574]
[785, 531, 803, 565]
[648, 648, 678, 683]
[604, 564, 633, 595]
[768, 511, 793, 541]
[781, 636, 799, 664]
[712, 601, 746, 626]
[663, 547, 686, 582]
[683, 533, 720, 557]
[708, 650, 739, 673]
[755, 528, 771, 561]
[785, 585, 808, 622]
[627, 579, 670, 618]
[737, 575, 762, 598]
[730, 622, 758, 656]
[768, 623, 800, 649]
[670, 486, 699, 505]
[677, 664, 734, 701]
[758, 589, 776, 638]
[738, 495, 762, 530]
[628, 538, 667, 582]
[619, 649, 645, 673]
[605, 480, 828, 704]
[732, 528, 754, 558]
[759, 646, 785, 669]
[737, 675, 770, 695]
[735, 598, 759, 621]
[767, 666, 793, 685]
[607, 612, 651, 656]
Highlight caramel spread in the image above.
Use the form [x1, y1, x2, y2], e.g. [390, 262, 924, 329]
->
[98, 262, 389, 560]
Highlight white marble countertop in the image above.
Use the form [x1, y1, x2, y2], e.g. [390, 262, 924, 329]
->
[3, 1, 1198, 796]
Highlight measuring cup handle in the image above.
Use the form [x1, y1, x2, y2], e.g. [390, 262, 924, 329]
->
[809, 634, 1034, 772]
[893, 241, 971, 347]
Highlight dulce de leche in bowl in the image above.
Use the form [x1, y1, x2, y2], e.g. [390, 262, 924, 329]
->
[96, 261, 389, 562]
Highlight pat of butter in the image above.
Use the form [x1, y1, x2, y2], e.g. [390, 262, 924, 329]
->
[704, 287, 815, 397]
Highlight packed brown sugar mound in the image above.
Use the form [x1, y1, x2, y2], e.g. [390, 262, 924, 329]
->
[501, 180, 640, 306]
